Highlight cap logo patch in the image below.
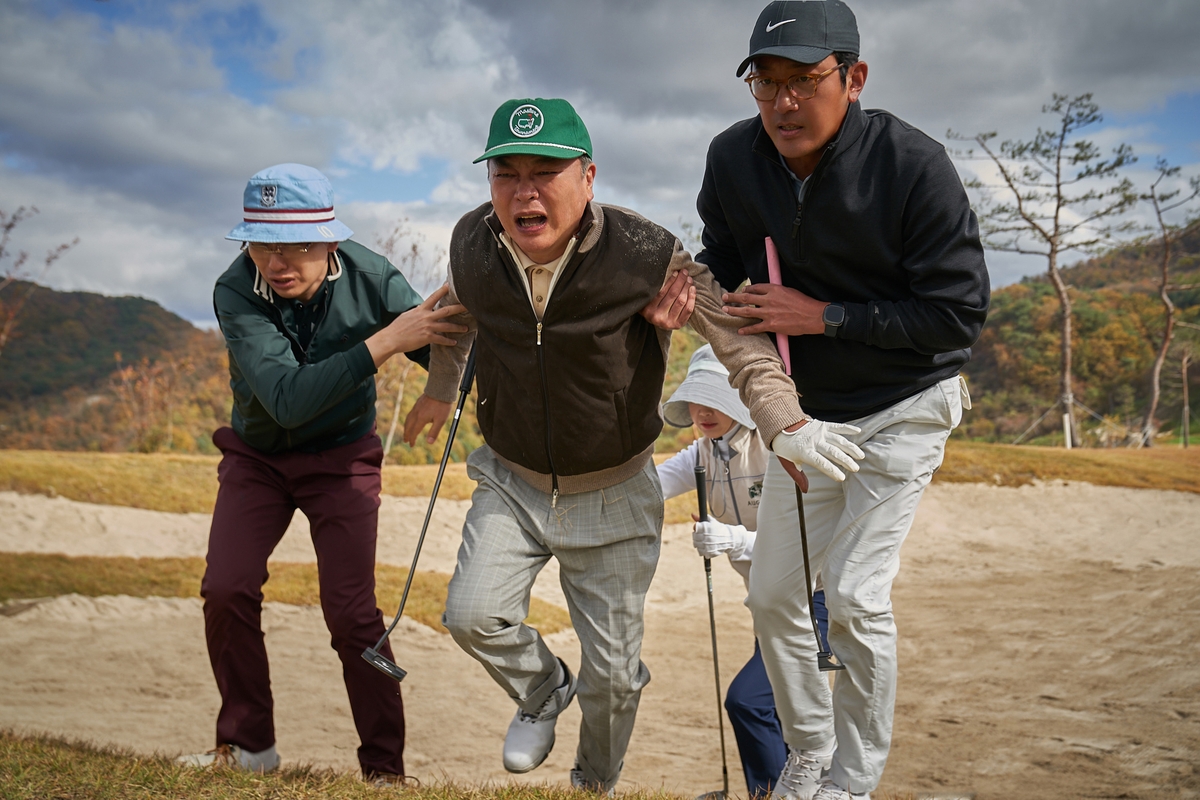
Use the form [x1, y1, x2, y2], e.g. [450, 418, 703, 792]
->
[509, 104, 544, 138]
[260, 185, 278, 207]
[317, 225, 334, 239]
[765, 18, 795, 32]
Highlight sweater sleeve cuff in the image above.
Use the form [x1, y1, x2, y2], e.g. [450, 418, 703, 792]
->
[346, 341, 377, 383]
[753, 395, 809, 449]
[423, 342, 466, 403]
[839, 301, 870, 343]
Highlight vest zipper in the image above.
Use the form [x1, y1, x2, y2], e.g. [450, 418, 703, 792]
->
[535, 321, 560, 507]
[724, 462, 743, 527]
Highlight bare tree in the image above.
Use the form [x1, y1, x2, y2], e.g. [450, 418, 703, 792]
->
[0, 206, 79, 360]
[950, 94, 1138, 448]
[375, 218, 447, 462]
[1138, 160, 1200, 446]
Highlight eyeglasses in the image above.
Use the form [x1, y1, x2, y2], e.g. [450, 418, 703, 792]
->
[245, 242, 320, 258]
[745, 63, 844, 103]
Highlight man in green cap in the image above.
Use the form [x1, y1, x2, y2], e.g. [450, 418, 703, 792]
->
[404, 98, 862, 793]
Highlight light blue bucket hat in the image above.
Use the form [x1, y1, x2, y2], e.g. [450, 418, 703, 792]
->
[662, 344, 755, 430]
[225, 163, 354, 244]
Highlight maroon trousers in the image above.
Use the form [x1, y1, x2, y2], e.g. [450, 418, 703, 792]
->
[202, 426, 405, 778]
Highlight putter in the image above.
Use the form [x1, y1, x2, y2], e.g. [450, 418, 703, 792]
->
[795, 484, 845, 672]
[363, 345, 477, 682]
[695, 465, 730, 800]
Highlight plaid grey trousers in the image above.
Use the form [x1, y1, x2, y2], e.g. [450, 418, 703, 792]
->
[443, 445, 664, 790]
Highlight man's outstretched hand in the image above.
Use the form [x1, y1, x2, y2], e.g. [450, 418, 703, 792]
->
[403, 393, 453, 446]
[640, 269, 695, 330]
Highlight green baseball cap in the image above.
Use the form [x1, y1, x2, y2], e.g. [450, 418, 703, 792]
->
[473, 98, 593, 164]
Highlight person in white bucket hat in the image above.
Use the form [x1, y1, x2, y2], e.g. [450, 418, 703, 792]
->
[658, 344, 831, 800]
[177, 163, 467, 786]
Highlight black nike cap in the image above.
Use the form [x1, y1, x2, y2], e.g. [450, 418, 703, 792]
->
[736, 0, 860, 77]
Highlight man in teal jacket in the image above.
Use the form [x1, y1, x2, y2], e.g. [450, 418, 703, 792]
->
[177, 163, 466, 784]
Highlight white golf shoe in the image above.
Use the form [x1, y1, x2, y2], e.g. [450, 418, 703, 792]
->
[812, 778, 870, 800]
[769, 742, 835, 800]
[502, 658, 577, 773]
[176, 743, 280, 773]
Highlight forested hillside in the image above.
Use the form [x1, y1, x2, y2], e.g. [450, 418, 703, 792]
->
[0, 281, 198, 404]
[961, 228, 1200, 444]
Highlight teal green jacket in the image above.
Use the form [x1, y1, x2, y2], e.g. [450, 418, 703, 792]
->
[213, 240, 427, 454]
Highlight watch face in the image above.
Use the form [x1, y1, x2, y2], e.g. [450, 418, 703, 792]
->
[824, 304, 845, 326]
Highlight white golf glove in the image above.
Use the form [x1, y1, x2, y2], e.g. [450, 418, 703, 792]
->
[771, 420, 865, 482]
[693, 519, 750, 560]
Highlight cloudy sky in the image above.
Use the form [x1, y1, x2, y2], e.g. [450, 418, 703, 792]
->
[2, 0, 1199, 325]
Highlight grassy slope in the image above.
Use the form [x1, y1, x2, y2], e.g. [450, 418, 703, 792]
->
[0, 732, 917, 800]
[1, 443, 1196, 523]
[0, 553, 570, 636]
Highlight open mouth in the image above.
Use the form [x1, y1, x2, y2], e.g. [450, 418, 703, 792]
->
[516, 214, 547, 230]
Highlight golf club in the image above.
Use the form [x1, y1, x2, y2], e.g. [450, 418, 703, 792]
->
[363, 344, 477, 682]
[695, 465, 730, 800]
[795, 484, 845, 672]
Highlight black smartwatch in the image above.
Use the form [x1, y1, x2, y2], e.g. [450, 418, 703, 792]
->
[822, 303, 845, 337]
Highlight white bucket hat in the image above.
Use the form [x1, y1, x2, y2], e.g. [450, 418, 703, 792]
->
[662, 344, 755, 430]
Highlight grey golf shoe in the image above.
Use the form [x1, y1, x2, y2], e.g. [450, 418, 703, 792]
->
[502, 657, 577, 773]
[811, 778, 870, 800]
[570, 760, 621, 796]
[176, 743, 280, 773]
[769, 742, 835, 800]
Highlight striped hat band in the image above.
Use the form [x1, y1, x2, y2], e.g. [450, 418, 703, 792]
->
[242, 207, 336, 224]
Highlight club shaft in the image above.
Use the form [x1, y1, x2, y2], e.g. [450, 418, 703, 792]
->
[696, 466, 729, 794]
[372, 347, 476, 649]
[795, 484, 826, 656]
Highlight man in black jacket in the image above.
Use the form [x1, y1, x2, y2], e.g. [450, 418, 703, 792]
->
[697, 3, 990, 799]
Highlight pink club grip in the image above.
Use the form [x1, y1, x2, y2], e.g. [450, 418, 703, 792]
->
[764, 236, 792, 375]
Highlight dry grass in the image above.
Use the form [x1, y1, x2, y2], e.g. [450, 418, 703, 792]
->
[0, 731, 920, 800]
[0, 443, 1195, 527]
[0, 552, 571, 635]
[1, 730, 692, 800]
[937, 439, 1200, 493]
[0, 450, 220, 513]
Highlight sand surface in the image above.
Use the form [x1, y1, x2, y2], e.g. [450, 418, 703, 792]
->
[1, 481, 1198, 799]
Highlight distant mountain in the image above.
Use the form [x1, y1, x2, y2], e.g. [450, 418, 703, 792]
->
[0, 281, 197, 406]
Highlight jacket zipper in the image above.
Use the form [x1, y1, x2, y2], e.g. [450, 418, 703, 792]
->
[535, 321, 561, 507]
[785, 144, 834, 263]
[269, 283, 333, 450]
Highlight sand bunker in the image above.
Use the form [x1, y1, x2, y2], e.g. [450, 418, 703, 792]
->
[1, 481, 1197, 798]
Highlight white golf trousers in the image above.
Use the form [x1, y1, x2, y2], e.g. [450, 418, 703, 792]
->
[747, 376, 963, 794]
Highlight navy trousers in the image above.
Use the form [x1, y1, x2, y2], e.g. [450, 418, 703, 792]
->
[726, 591, 828, 798]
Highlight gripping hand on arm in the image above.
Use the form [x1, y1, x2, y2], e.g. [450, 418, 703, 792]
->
[639, 268, 696, 330]
[366, 284, 467, 368]
[772, 419, 865, 483]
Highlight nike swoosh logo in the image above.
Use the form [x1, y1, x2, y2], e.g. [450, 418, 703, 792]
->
[765, 19, 795, 32]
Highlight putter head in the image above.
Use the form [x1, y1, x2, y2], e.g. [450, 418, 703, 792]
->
[817, 650, 847, 672]
[695, 792, 726, 800]
[362, 647, 407, 682]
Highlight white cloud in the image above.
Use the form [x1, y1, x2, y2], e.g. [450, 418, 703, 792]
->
[0, 165, 235, 324]
[0, 1, 333, 214]
[2, 0, 1199, 325]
